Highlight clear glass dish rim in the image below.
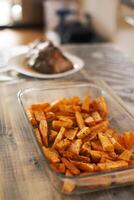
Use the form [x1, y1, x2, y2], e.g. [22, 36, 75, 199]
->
[17, 82, 134, 181]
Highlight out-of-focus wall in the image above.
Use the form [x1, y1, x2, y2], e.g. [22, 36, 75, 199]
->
[82, 0, 120, 41]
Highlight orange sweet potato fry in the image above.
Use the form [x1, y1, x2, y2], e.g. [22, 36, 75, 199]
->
[51, 163, 65, 174]
[34, 128, 43, 145]
[123, 132, 134, 149]
[55, 139, 71, 151]
[73, 105, 81, 112]
[118, 150, 132, 161]
[98, 132, 114, 152]
[53, 127, 65, 146]
[85, 116, 95, 127]
[59, 104, 73, 113]
[117, 135, 126, 148]
[39, 120, 48, 147]
[62, 170, 76, 193]
[82, 96, 91, 112]
[82, 132, 97, 143]
[26, 108, 37, 126]
[75, 111, 85, 129]
[129, 160, 134, 166]
[89, 150, 102, 162]
[43, 147, 60, 163]
[49, 130, 58, 143]
[105, 128, 117, 138]
[91, 96, 108, 118]
[65, 128, 78, 140]
[81, 141, 91, 155]
[63, 151, 90, 163]
[71, 96, 81, 106]
[77, 127, 91, 139]
[97, 160, 128, 171]
[33, 110, 46, 122]
[49, 100, 60, 112]
[45, 112, 55, 121]
[56, 115, 75, 126]
[61, 158, 80, 175]
[107, 134, 125, 153]
[71, 160, 95, 172]
[91, 140, 103, 151]
[90, 120, 109, 134]
[31, 102, 50, 111]
[52, 120, 73, 131]
[91, 111, 102, 123]
[68, 139, 82, 154]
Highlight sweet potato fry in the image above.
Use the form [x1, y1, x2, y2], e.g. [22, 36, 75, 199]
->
[61, 158, 80, 175]
[56, 115, 74, 123]
[33, 110, 46, 122]
[53, 127, 65, 146]
[82, 96, 91, 112]
[97, 160, 128, 171]
[91, 96, 108, 118]
[75, 111, 85, 129]
[45, 112, 55, 121]
[90, 150, 102, 162]
[52, 120, 73, 131]
[73, 105, 81, 112]
[59, 104, 73, 113]
[34, 128, 43, 145]
[62, 170, 76, 193]
[26, 108, 37, 126]
[43, 147, 60, 163]
[108, 151, 118, 161]
[90, 120, 109, 133]
[68, 139, 82, 154]
[49, 130, 58, 143]
[77, 127, 91, 139]
[85, 116, 95, 127]
[123, 132, 134, 149]
[39, 120, 48, 147]
[49, 100, 60, 112]
[51, 163, 65, 174]
[118, 150, 132, 161]
[63, 151, 90, 163]
[71, 96, 81, 106]
[105, 128, 117, 138]
[91, 111, 102, 123]
[129, 160, 134, 166]
[107, 135, 125, 153]
[65, 128, 78, 140]
[117, 135, 126, 148]
[98, 132, 114, 151]
[71, 160, 95, 172]
[55, 138, 71, 151]
[31, 102, 50, 111]
[91, 140, 103, 151]
[82, 132, 97, 143]
[81, 141, 91, 155]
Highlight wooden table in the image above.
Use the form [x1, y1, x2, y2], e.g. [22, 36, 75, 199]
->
[0, 30, 134, 199]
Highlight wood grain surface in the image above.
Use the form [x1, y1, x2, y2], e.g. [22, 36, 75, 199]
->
[0, 44, 134, 200]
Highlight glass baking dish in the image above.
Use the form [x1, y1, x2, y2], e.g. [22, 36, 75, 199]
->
[17, 80, 134, 195]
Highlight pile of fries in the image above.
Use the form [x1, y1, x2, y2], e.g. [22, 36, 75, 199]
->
[27, 95, 134, 193]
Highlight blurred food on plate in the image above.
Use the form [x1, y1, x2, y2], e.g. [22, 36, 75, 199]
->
[26, 40, 73, 74]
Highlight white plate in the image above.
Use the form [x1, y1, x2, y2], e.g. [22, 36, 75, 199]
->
[9, 48, 84, 79]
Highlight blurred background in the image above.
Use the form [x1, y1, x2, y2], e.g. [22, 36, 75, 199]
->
[0, 0, 134, 57]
